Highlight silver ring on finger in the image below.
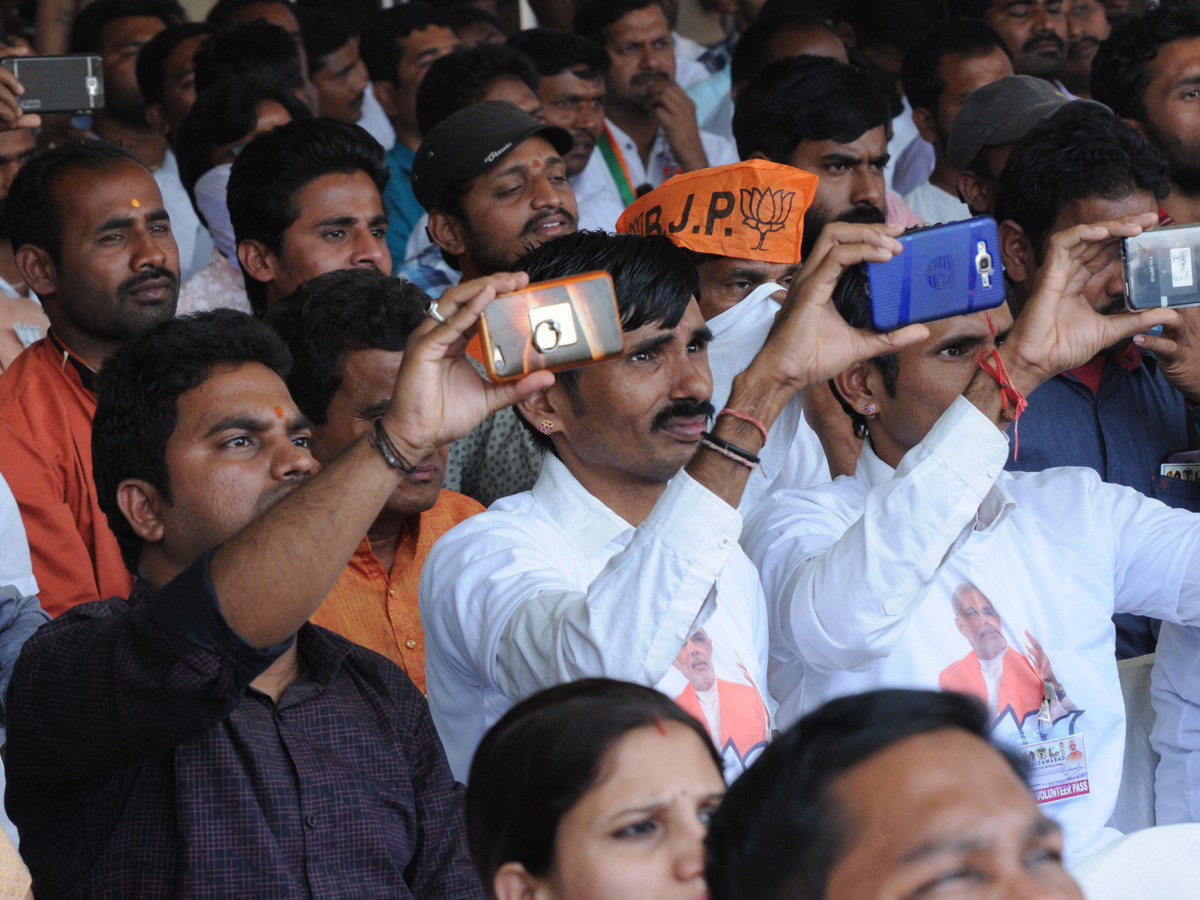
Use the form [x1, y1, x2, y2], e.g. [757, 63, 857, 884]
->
[426, 298, 447, 323]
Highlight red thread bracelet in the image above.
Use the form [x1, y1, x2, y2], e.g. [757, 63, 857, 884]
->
[977, 349, 1029, 458]
[718, 408, 769, 445]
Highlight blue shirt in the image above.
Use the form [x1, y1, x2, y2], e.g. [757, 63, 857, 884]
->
[1007, 350, 1200, 657]
[384, 142, 426, 264]
[396, 242, 460, 299]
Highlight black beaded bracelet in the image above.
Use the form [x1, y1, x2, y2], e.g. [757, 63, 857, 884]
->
[699, 430, 761, 465]
[369, 418, 416, 473]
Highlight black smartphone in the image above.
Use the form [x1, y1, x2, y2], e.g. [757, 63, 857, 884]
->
[0, 54, 104, 114]
[1124, 223, 1200, 310]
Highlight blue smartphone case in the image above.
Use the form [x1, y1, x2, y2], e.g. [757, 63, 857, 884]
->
[864, 216, 1006, 331]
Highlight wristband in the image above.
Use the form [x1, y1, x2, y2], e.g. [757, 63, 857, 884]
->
[977, 349, 1029, 457]
[718, 408, 769, 445]
[368, 418, 416, 473]
[699, 430, 761, 465]
[699, 437, 760, 471]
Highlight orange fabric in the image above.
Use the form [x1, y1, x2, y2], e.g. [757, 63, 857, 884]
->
[675, 678, 769, 756]
[0, 336, 133, 616]
[310, 489, 484, 693]
[939, 647, 1044, 722]
[616, 160, 819, 265]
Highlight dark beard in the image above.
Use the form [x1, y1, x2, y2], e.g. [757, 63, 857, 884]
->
[1145, 118, 1200, 196]
[802, 203, 887, 258]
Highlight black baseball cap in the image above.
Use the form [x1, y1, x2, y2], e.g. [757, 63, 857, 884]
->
[411, 101, 574, 212]
[946, 75, 1071, 172]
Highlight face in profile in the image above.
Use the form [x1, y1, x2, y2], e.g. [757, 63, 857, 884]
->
[496, 720, 725, 900]
[823, 729, 1084, 900]
[952, 585, 1009, 661]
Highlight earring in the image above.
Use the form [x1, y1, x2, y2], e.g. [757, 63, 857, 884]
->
[863, 403, 877, 418]
[538, 419, 554, 434]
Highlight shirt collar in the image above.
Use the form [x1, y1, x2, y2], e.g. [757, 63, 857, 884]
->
[856, 433, 1017, 532]
[530, 453, 635, 558]
[47, 329, 97, 392]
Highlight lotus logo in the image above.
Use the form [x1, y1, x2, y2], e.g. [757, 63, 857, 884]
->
[740, 187, 794, 251]
[925, 255, 956, 290]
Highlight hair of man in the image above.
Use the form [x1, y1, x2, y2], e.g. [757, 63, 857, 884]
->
[263, 268, 427, 426]
[68, 0, 186, 54]
[901, 16, 1014, 115]
[573, 0, 660, 47]
[833, 0, 952, 55]
[506, 28, 612, 81]
[175, 77, 315, 220]
[192, 20, 308, 96]
[92, 309, 293, 571]
[5, 140, 141, 265]
[206, 0, 296, 31]
[225, 117, 389, 317]
[730, 13, 840, 87]
[993, 102, 1170, 261]
[415, 44, 541, 136]
[465, 678, 721, 899]
[359, 2, 455, 86]
[1091, 1, 1200, 123]
[296, 5, 358, 76]
[704, 688, 1028, 900]
[135, 22, 218, 108]
[732, 55, 892, 163]
[511, 229, 699, 452]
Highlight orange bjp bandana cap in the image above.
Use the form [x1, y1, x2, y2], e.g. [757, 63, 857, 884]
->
[616, 160, 819, 266]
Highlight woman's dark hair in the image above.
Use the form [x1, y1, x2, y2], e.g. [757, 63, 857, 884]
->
[573, 0, 658, 46]
[93, 311, 293, 572]
[192, 20, 308, 95]
[506, 28, 611, 80]
[416, 45, 540, 136]
[68, 0, 185, 53]
[828, 264, 899, 438]
[1092, 1, 1200, 123]
[733, 55, 891, 163]
[466, 679, 722, 899]
[512, 230, 700, 452]
[175, 77, 313, 223]
[135, 22, 217, 109]
[265, 269, 428, 426]
[994, 102, 1169, 263]
[705, 689, 1028, 900]
[5, 140, 137, 264]
[226, 117, 389, 316]
[901, 17, 1011, 117]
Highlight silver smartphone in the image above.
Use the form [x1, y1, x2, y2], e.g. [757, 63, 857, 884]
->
[0, 54, 104, 114]
[1124, 223, 1200, 310]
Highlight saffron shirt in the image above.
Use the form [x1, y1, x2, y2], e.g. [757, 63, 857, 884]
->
[0, 334, 132, 615]
[742, 396, 1200, 863]
[420, 453, 775, 783]
[310, 489, 484, 694]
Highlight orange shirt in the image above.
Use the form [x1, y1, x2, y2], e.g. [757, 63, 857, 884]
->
[311, 489, 484, 693]
[0, 334, 133, 615]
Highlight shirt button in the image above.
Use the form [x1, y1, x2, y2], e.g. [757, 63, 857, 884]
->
[304, 814, 317, 829]
[275, 709, 285, 722]
[986, 466, 998, 478]
[406, 639, 416, 649]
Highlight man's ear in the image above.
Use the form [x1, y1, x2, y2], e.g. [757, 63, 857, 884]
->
[832, 361, 876, 416]
[14, 245, 57, 297]
[911, 106, 937, 146]
[237, 239, 277, 286]
[1123, 116, 1148, 140]
[372, 79, 402, 119]
[516, 386, 560, 434]
[116, 479, 168, 548]
[427, 210, 467, 258]
[492, 862, 545, 900]
[998, 219, 1032, 285]
[834, 21, 856, 48]
[144, 102, 170, 137]
[956, 170, 989, 215]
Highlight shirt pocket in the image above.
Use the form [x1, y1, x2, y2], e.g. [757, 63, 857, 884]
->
[1150, 474, 1200, 513]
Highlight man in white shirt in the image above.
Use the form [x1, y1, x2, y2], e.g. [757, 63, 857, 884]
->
[574, 0, 737, 204]
[900, 18, 1014, 226]
[742, 214, 1197, 861]
[420, 225, 930, 781]
[137, 23, 216, 283]
[616, 160, 833, 511]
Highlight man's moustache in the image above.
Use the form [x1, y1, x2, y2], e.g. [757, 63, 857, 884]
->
[837, 205, 887, 226]
[1023, 31, 1065, 53]
[118, 266, 179, 295]
[651, 399, 716, 432]
[632, 70, 669, 87]
[521, 207, 576, 238]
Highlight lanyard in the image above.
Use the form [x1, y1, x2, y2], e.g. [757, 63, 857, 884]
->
[597, 125, 638, 209]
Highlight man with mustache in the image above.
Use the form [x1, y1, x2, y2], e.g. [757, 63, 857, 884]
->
[0, 141, 179, 616]
[420, 226, 929, 781]
[950, 0, 1071, 92]
[995, 103, 1200, 658]
[296, 7, 370, 127]
[1062, 0, 1109, 99]
[673, 626, 771, 761]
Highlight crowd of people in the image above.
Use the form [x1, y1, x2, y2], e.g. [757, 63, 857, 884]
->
[1, 0, 1200, 896]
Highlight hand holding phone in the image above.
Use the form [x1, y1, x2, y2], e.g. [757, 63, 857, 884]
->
[0, 54, 104, 117]
[1123, 223, 1200, 310]
[862, 216, 1007, 330]
[477, 271, 625, 382]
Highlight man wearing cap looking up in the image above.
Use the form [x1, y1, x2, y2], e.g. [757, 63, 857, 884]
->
[949, 74, 1071, 217]
[617, 160, 838, 511]
[401, 101, 578, 507]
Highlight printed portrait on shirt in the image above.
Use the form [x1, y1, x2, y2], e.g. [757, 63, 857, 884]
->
[938, 582, 1079, 732]
[670, 627, 770, 775]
